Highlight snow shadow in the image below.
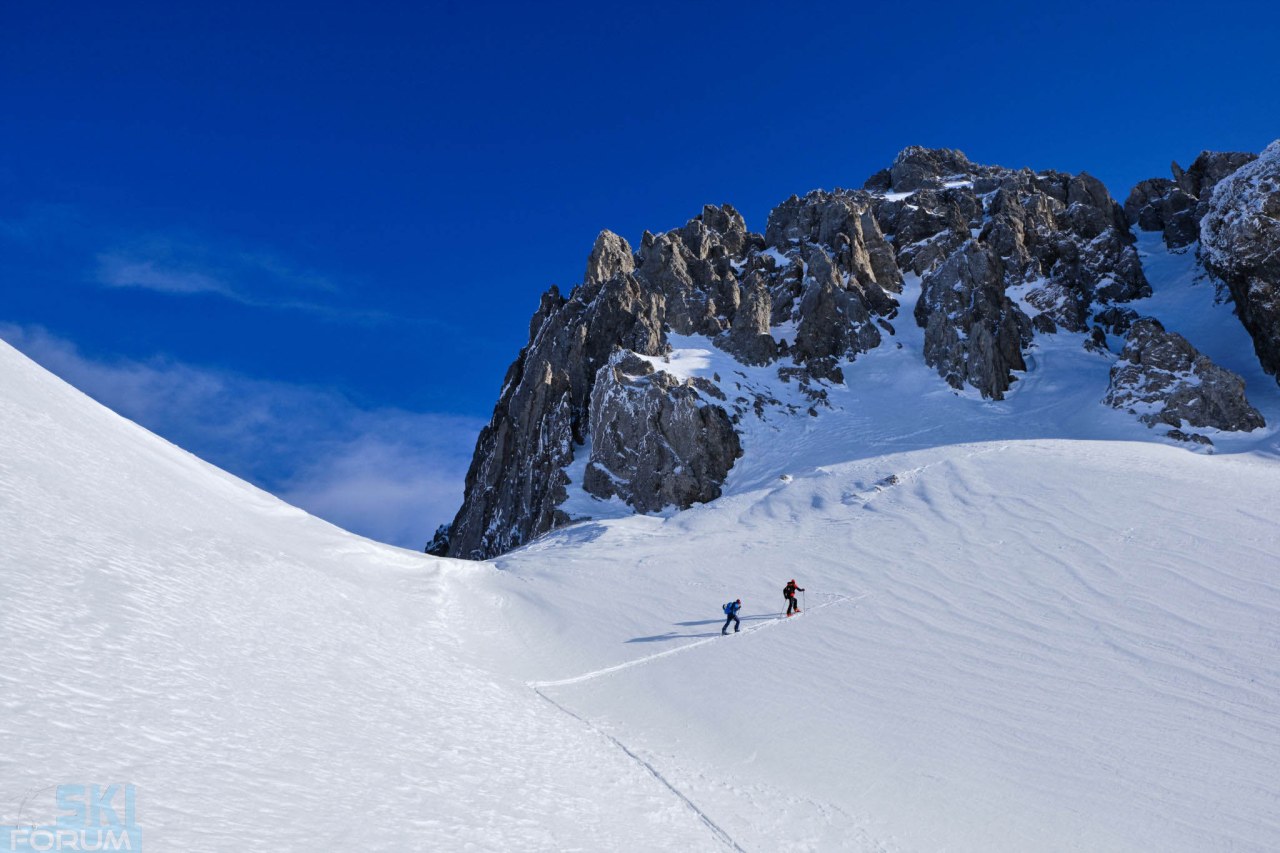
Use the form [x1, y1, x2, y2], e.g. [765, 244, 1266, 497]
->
[626, 631, 721, 643]
[545, 522, 609, 547]
[673, 615, 778, 626]
[627, 615, 777, 643]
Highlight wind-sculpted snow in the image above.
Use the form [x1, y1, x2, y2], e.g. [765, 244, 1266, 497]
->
[486, 439, 1280, 851]
[6, 324, 1280, 849]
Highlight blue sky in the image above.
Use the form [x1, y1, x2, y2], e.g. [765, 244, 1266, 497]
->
[3, 1, 1278, 547]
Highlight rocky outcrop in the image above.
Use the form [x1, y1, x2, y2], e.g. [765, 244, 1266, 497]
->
[447, 209, 764, 559]
[1201, 141, 1280, 381]
[443, 145, 1235, 559]
[765, 190, 903, 299]
[763, 189, 903, 377]
[1125, 177, 1198, 247]
[584, 229, 635, 283]
[877, 146, 995, 193]
[582, 352, 741, 512]
[635, 205, 763, 337]
[446, 261, 668, 559]
[1093, 306, 1139, 336]
[1125, 150, 1259, 248]
[868, 146, 1147, 395]
[916, 242, 1033, 399]
[791, 248, 882, 382]
[424, 524, 450, 556]
[717, 271, 777, 365]
[1175, 151, 1260, 202]
[1103, 318, 1264, 438]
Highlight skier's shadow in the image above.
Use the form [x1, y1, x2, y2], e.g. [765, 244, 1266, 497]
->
[626, 631, 720, 642]
[626, 615, 778, 643]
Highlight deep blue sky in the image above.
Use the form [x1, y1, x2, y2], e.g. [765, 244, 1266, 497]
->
[3, 1, 1278, 546]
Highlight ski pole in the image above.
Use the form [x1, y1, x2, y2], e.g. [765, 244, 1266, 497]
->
[802, 589, 806, 612]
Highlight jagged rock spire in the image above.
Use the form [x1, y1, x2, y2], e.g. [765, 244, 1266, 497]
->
[442, 144, 1236, 559]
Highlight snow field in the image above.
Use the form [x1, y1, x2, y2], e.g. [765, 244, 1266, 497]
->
[4, 223, 1280, 850]
[0, 341, 710, 851]
[486, 441, 1280, 851]
[473, 240, 1280, 849]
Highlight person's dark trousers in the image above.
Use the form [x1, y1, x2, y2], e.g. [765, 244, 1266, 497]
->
[722, 613, 739, 634]
[787, 596, 799, 615]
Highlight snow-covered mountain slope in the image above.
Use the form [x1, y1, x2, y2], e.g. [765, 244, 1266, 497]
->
[491, 233, 1280, 853]
[0, 340, 712, 850]
[4, 226, 1280, 850]
[494, 437, 1280, 851]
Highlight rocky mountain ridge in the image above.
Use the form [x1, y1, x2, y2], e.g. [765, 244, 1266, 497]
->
[438, 143, 1279, 560]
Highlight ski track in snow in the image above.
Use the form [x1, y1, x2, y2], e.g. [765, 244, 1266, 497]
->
[531, 686, 747, 853]
[527, 595, 869, 852]
[0, 341, 715, 852]
[528, 593, 866, 688]
[489, 438, 1280, 850]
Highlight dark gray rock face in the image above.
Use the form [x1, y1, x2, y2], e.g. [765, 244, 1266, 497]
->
[1093, 306, 1139, 337]
[792, 248, 882, 381]
[585, 229, 635, 283]
[1176, 151, 1260, 199]
[916, 242, 1033, 399]
[446, 267, 668, 559]
[872, 187, 975, 277]
[1124, 177, 1198, 247]
[582, 351, 742, 512]
[765, 190, 902, 296]
[424, 524, 450, 556]
[983, 173, 1145, 307]
[1103, 318, 1264, 436]
[1125, 150, 1259, 249]
[1201, 141, 1280, 382]
[870, 147, 1147, 395]
[762, 189, 903, 376]
[874, 157, 1147, 306]
[717, 271, 777, 365]
[448, 208, 764, 559]
[1167, 428, 1214, 446]
[635, 204, 763, 336]
[886, 146, 985, 192]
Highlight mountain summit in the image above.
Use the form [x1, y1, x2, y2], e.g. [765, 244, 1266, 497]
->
[441, 144, 1279, 560]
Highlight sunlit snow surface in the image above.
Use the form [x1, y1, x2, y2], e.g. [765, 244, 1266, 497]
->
[4, 232, 1280, 850]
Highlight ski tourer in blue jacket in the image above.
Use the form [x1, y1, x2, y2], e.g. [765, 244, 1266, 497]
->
[722, 599, 742, 634]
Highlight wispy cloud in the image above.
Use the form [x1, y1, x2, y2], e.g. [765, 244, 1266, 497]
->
[0, 324, 483, 549]
[97, 254, 233, 296]
[91, 239, 425, 325]
[0, 204, 426, 326]
[93, 234, 342, 307]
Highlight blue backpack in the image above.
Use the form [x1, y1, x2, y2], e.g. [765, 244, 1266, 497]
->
[723, 601, 737, 615]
